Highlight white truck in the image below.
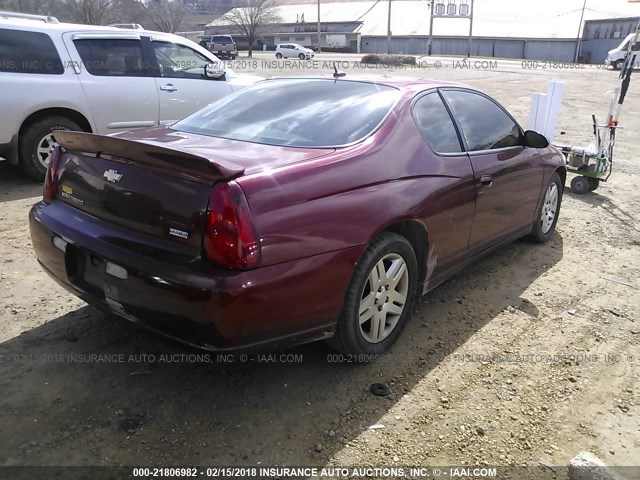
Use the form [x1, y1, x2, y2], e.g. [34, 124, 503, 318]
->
[606, 32, 640, 70]
[0, 12, 261, 180]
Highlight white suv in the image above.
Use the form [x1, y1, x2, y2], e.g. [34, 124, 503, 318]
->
[275, 43, 315, 60]
[0, 12, 261, 180]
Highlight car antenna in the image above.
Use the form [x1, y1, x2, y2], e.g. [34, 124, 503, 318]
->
[333, 62, 346, 79]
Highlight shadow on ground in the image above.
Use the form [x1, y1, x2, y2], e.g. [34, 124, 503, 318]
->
[566, 188, 638, 232]
[0, 234, 563, 474]
[0, 162, 41, 203]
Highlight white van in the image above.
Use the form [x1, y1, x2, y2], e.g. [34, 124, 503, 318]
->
[0, 12, 261, 180]
[605, 33, 640, 70]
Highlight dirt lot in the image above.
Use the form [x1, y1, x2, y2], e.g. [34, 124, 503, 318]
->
[1, 55, 639, 478]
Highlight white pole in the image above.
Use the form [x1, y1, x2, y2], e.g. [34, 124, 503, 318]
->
[387, 0, 392, 54]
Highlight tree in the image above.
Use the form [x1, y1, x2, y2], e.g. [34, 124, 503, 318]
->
[64, 0, 118, 24]
[224, 0, 280, 57]
[146, 0, 188, 33]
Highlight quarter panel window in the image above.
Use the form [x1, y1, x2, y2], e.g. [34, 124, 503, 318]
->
[0, 29, 63, 75]
[412, 93, 462, 153]
[74, 39, 146, 77]
[442, 90, 521, 151]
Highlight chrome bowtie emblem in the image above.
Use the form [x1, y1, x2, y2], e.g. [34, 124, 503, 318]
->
[103, 169, 123, 183]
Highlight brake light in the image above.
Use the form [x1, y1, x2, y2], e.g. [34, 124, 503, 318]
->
[204, 181, 260, 269]
[43, 145, 62, 204]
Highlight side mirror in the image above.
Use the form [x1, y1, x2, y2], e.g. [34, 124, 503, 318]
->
[523, 130, 549, 148]
[204, 62, 225, 79]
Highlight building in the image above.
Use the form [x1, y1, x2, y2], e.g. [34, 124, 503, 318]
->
[204, 0, 640, 61]
[579, 16, 640, 63]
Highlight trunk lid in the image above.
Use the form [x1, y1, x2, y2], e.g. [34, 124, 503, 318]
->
[52, 128, 335, 254]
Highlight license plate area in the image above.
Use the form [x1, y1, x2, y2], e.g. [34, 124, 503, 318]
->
[65, 244, 106, 298]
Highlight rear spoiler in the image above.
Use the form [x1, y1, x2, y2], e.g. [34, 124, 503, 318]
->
[53, 131, 245, 181]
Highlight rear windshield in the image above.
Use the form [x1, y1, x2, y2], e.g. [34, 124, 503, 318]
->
[212, 36, 233, 43]
[173, 79, 401, 147]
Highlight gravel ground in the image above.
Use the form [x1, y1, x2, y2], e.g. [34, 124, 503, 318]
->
[0, 54, 638, 478]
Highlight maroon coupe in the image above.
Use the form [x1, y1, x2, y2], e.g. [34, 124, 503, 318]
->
[29, 77, 566, 356]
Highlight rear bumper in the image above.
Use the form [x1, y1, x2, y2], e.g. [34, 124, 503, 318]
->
[29, 201, 363, 351]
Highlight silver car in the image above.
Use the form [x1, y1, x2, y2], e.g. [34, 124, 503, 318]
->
[275, 43, 315, 60]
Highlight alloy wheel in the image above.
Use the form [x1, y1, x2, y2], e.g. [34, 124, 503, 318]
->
[358, 253, 410, 343]
[36, 133, 58, 169]
[541, 182, 558, 234]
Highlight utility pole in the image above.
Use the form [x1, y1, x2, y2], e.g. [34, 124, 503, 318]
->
[317, 0, 321, 53]
[428, 0, 434, 55]
[468, 0, 474, 57]
[574, 0, 587, 62]
[387, 0, 392, 54]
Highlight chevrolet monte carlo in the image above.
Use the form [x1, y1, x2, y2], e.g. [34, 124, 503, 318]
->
[29, 77, 566, 356]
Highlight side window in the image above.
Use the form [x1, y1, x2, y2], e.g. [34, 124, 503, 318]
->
[152, 42, 210, 79]
[74, 39, 146, 77]
[0, 29, 63, 75]
[442, 90, 521, 151]
[412, 93, 462, 153]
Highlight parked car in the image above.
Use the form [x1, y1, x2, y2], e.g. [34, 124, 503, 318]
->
[0, 11, 260, 181]
[275, 43, 314, 60]
[30, 77, 566, 356]
[208, 34, 237, 60]
[605, 32, 640, 70]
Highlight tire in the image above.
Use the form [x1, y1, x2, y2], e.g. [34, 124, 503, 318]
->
[230, 55, 236, 60]
[570, 175, 590, 194]
[588, 177, 600, 191]
[327, 232, 418, 356]
[298, 53, 305, 60]
[614, 59, 625, 70]
[530, 172, 563, 243]
[19, 116, 82, 181]
[275, 53, 282, 59]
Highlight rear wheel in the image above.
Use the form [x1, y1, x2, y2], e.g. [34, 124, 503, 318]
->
[530, 172, 563, 243]
[328, 232, 417, 356]
[19, 116, 82, 181]
[588, 177, 600, 191]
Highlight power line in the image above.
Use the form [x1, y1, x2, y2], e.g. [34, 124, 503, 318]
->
[355, 0, 384, 22]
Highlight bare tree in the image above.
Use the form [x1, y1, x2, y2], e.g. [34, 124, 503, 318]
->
[225, 0, 280, 57]
[64, 0, 117, 24]
[146, 0, 188, 33]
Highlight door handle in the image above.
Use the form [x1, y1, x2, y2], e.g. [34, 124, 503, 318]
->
[480, 175, 493, 186]
[160, 84, 177, 92]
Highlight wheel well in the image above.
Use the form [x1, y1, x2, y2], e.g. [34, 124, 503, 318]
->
[555, 166, 567, 189]
[19, 108, 92, 138]
[382, 220, 429, 284]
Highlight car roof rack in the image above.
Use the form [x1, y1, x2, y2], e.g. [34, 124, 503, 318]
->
[108, 23, 144, 30]
[0, 11, 59, 24]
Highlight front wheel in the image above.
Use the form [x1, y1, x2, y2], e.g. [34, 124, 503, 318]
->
[275, 53, 282, 59]
[614, 59, 625, 70]
[328, 232, 418, 356]
[530, 172, 563, 243]
[298, 53, 305, 60]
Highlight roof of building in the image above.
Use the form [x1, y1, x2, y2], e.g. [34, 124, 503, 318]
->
[207, 0, 640, 38]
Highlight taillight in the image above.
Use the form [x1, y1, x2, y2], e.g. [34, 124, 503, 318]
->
[204, 181, 260, 270]
[43, 145, 62, 204]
